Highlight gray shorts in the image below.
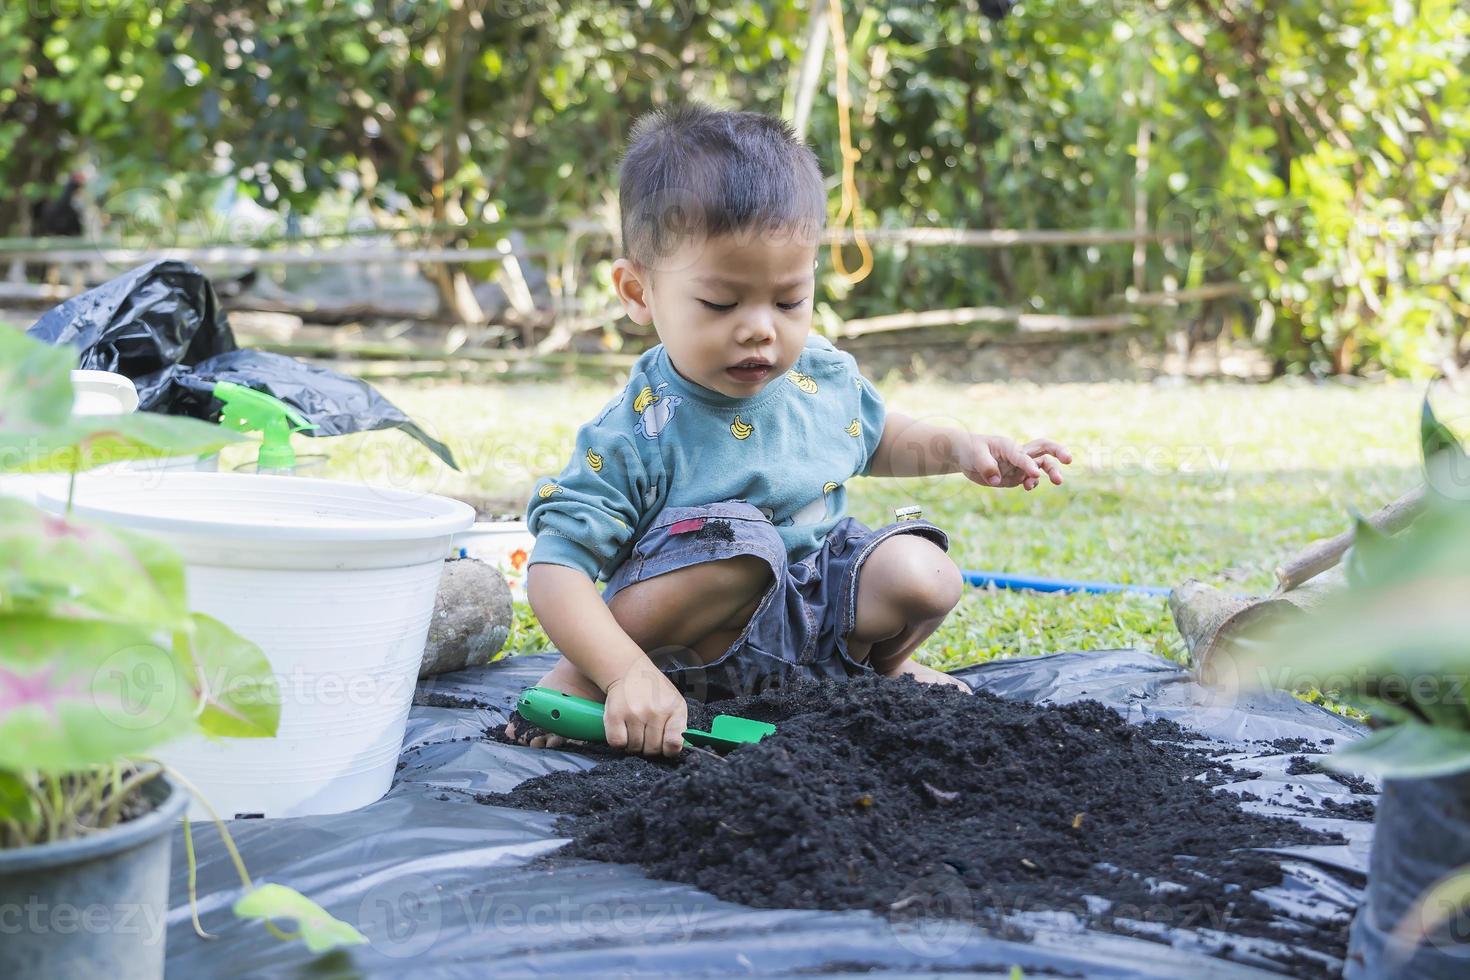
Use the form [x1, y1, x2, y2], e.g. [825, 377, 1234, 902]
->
[601, 499, 950, 701]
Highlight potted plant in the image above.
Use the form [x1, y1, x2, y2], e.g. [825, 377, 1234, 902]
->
[1231, 391, 1470, 978]
[0, 328, 365, 978]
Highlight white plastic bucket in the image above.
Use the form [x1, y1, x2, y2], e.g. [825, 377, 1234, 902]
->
[39, 472, 474, 819]
[68, 369, 221, 473]
[452, 520, 535, 600]
[70, 369, 140, 415]
[0, 370, 215, 504]
[0, 370, 141, 504]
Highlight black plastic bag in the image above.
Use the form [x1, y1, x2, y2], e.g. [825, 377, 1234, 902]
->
[170, 350, 455, 469]
[27, 258, 236, 402]
[28, 259, 457, 469]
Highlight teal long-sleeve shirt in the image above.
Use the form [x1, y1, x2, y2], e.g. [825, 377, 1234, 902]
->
[526, 333, 887, 583]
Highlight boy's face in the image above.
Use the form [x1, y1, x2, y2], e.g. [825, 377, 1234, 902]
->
[611, 231, 818, 398]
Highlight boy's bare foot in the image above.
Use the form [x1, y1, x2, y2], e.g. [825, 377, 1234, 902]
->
[886, 658, 973, 692]
[503, 656, 606, 749]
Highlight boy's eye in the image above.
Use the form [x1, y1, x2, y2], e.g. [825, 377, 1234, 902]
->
[698, 298, 807, 312]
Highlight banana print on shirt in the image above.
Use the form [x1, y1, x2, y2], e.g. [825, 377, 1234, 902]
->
[784, 481, 842, 526]
[787, 370, 818, 394]
[633, 383, 683, 440]
[526, 333, 887, 583]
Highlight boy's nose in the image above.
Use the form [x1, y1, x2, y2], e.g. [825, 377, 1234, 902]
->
[737, 308, 776, 344]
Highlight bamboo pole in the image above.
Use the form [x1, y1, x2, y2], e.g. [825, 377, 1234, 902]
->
[1114, 283, 1246, 307]
[0, 226, 1182, 266]
[1273, 486, 1426, 593]
[836, 306, 1144, 338]
[837, 306, 1016, 337]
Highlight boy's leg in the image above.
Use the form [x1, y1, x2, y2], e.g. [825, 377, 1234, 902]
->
[845, 534, 969, 690]
[506, 555, 772, 747]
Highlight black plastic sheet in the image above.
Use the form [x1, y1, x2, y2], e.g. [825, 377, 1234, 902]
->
[28, 260, 456, 469]
[162, 649, 1374, 977]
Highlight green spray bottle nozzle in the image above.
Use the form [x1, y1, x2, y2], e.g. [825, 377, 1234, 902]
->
[213, 381, 318, 473]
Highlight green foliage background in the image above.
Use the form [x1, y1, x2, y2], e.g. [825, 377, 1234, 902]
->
[2, 0, 1466, 375]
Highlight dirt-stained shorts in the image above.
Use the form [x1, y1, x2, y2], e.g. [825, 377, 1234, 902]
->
[601, 499, 950, 702]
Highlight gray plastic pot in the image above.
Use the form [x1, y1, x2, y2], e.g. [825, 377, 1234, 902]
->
[0, 775, 186, 980]
[1347, 769, 1470, 978]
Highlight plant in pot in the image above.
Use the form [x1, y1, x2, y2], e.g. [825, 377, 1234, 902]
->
[1230, 391, 1470, 978]
[0, 328, 365, 978]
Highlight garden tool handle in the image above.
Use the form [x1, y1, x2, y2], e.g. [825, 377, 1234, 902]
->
[515, 686, 609, 742]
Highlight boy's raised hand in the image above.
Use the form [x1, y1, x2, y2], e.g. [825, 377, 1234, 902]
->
[603, 659, 689, 758]
[962, 433, 1072, 491]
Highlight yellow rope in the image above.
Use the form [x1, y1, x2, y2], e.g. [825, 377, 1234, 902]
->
[826, 0, 873, 286]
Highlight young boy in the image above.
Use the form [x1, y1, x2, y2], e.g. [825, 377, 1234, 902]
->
[510, 104, 1069, 758]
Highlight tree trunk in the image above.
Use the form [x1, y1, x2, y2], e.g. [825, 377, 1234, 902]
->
[424, 262, 485, 326]
[789, 5, 829, 141]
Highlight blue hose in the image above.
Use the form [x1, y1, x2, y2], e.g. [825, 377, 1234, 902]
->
[962, 569, 1171, 598]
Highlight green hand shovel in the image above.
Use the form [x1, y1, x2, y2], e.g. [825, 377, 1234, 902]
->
[515, 686, 775, 752]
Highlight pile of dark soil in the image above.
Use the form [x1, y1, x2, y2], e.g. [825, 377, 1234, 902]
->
[483, 675, 1349, 973]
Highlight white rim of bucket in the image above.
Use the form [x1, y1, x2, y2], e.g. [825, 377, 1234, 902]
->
[70, 369, 140, 415]
[38, 472, 475, 542]
[459, 520, 530, 534]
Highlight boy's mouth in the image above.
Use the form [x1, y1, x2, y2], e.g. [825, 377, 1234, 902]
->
[726, 359, 773, 383]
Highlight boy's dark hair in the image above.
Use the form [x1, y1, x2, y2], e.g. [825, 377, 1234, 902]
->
[618, 103, 826, 269]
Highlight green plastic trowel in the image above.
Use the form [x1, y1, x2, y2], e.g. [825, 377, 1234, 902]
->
[516, 686, 776, 752]
[213, 381, 319, 475]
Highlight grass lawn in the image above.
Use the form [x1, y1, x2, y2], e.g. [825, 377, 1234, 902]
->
[233, 372, 1424, 671]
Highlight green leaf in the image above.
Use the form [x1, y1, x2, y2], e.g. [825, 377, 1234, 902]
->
[0, 496, 189, 628]
[233, 883, 369, 953]
[0, 769, 38, 826]
[1344, 692, 1426, 728]
[1237, 575, 1470, 685]
[0, 615, 196, 771]
[1327, 722, 1470, 779]
[177, 613, 279, 739]
[1345, 513, 1396, 590]
[1422, 391, 1465, 466]
[1422, 411, 1470, 511]
[0, 326, 75, 430]
[1422, 393, 1470, 504]
[0, 412, 243, 474]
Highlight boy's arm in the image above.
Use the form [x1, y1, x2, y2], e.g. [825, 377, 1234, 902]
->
[868, 411, 1071, 488]
[524, 563, 646, 691]
[525, 564, 689, 757]
[523, 414, 689, 758]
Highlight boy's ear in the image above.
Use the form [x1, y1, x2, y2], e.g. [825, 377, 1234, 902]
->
[611, 258, 654, 326]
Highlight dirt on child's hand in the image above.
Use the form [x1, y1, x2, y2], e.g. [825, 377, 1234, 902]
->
[603, 661, 688, 758]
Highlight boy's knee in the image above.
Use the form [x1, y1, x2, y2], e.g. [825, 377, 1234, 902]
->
[609, 553, 773, 646]
[868, 536, 964, 621]
[702, 552, 773, 593]
[676, 554, 774, 631]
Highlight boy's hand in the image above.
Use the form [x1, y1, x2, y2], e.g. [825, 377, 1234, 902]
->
[603, 660, 688, 758]
[963, 434, 1072, 491]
